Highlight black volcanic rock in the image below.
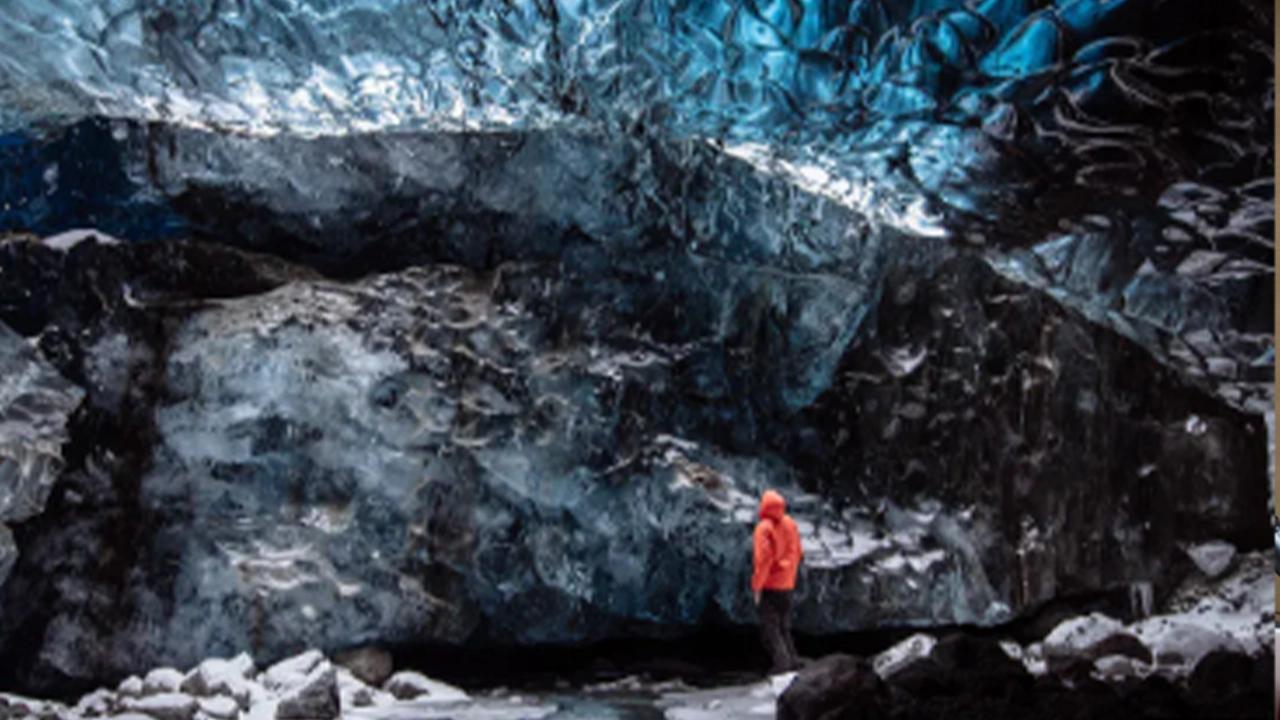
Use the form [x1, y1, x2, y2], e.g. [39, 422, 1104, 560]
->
[777, 655, 889, 720]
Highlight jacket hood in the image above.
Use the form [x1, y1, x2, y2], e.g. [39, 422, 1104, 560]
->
[759, 490, 786, 521]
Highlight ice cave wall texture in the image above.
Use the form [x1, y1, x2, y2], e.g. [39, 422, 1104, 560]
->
[0, 0, 1273, 694]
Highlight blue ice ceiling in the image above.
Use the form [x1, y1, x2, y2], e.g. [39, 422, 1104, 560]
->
[0, 0, 1273, 413]
[0, 0, 1266, 138]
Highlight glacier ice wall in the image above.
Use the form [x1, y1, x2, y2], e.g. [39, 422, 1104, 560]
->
[0, 236, 1266, 691]
[0, 0, 1271, 693]
[0, 0, 1271, 413]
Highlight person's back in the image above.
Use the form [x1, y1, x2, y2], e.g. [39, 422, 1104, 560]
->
[752, 489, 802, 673]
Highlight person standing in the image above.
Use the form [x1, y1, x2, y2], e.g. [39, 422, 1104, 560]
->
[752, 489, 803, 673]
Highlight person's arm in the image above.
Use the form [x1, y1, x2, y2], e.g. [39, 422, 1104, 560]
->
[752, 523, 774, 604]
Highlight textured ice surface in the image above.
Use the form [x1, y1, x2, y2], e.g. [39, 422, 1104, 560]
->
[0, 0, 1271, 694]
[0, 319, 83, 586]
[0, 0, 1270, 417]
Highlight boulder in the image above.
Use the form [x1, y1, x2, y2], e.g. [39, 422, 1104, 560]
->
[1186, 542, 1236, 579]
[335, 668, 394, 710]
[871, 633, 935, 680]
[262, 651, 326, 693]
[1187, 650, 1253, 699]
[180, 654, 259, 708]
[1129, 616, 1244, 668]
[117, 677, 144, 698]
[382, 671, 468, 703]
[141, 669, 185, 696]
[333, 647, 393, 688]
[1043, 614, 1150, 672]
[196, 696, 239, 720]
[776, 655, 888, 720]
[929, 633, 1032, 697]
[274, 665, 339, 720]
[74, 688, 117, 717]
[121, 693, 198, 720]
[1092, 654, 1149, 682]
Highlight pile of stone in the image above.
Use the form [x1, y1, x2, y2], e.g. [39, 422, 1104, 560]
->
[0, 648, 467, 720]
[780, 614, 1271, 720]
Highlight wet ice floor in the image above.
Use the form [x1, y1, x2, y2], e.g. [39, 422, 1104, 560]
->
[342, 674, 793, 720]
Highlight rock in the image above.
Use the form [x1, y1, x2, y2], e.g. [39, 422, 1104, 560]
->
[274, 665, 338, 720]
[142, 669, 185, 695]
[262, 651, 326, 693]
[180, 654, 258, 705]
[1187, 650, 1252, 698]
[776, 655, 887, 720]
[74, 688, 117, 717]
[196, 696, 238, 720]
[1092, 654, 1149, 681]
[1129, 615, 1244, 669]
[1186, 541, 1236, 579]
[1043, 614, 1151, 671]
[118, 677, 144, 698]
[335, 668, 394, 710]
[349, 688, 374, 708]
[382, 671, 468, 703]
[332, 647, 393, 688]
[121, 693, 198, 720]
[930, 633, 1033, 696]
[871, 633, 935, 680]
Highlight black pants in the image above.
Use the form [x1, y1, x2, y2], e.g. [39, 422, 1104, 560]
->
[759, 589, 800, 673]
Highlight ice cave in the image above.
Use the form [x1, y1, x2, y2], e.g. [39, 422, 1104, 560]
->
[0, 0, 1273, 718]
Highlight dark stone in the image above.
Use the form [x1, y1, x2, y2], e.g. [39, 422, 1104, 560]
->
[776, 655, 889, 720]
[1085, 633, 1153, 665]
[274, 667, 339, 720]
[1186, 649, 1253, 700]
[929, 633, 1032, 697]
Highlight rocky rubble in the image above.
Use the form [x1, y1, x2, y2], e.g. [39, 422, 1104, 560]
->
[777, 550, 1275, 719]
[0, 649, 473, 720]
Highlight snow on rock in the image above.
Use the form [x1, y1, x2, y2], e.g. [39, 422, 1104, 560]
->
[1092, 654, 1150, 681]
[336, 668, 395, 709]
[76, 688, 118, 716]
[1044, 613, 1126, 655]
[1186, 541, 1236, 579]
[1042, 612, 1141, 671]
[1130, 615, 1245, 668]
[122, 692, 199, 720]
[0, 693, 68, 717]
[274, 664, 339, 720]
[872, 633, 936, 679]
[41, 228, 122, 251]
[261, 651, 326, 693]
[1020, 643, 1048, 676]
[197, 696, 239, 720]
[383, 671, 468, 703]
[119, 676, 145, 697]
[181, 653, 262, 708]
[142, 669, 186, 695]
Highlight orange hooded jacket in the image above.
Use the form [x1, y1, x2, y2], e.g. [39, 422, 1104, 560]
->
[752, 490, 802, 592]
